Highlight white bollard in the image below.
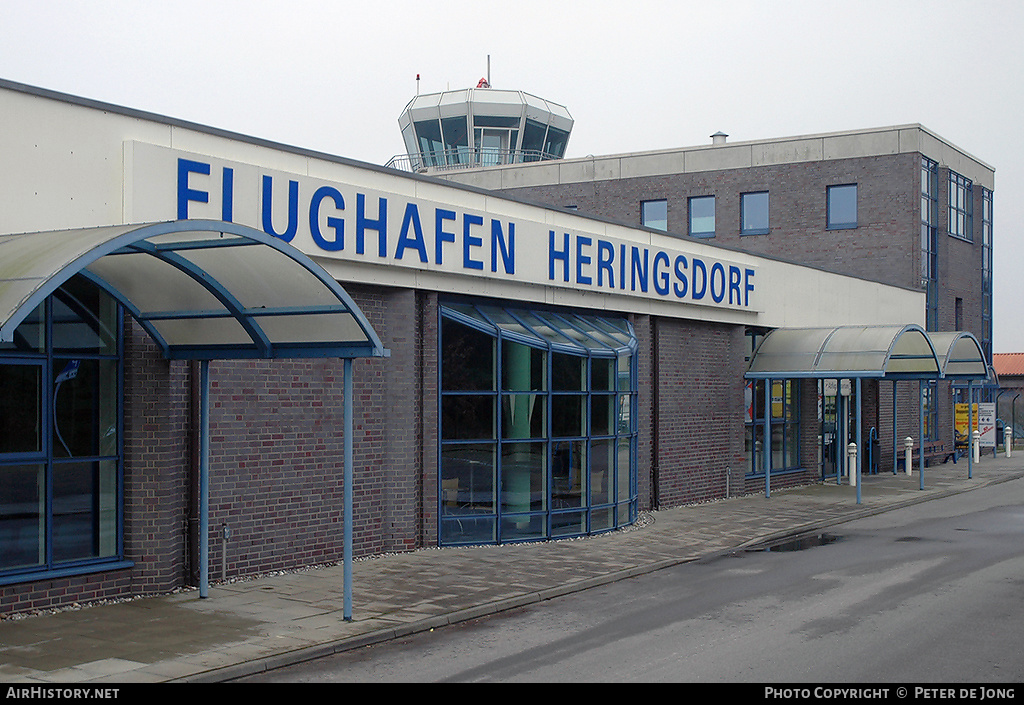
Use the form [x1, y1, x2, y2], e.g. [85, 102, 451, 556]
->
[1007, 429, 1014, 459]
[904, 437, 914, 476]
[973, 430, 980, 464]
[848, 442, 858, 486]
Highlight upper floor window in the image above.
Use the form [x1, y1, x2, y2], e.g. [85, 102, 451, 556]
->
[740, 191, 769, 235]
[948, 171, 973, 241]
[827, 184, 858, 229]
[688, 196, 715, 238]
[641, 200, 667, 231]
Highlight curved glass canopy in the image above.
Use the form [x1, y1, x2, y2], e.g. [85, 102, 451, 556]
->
[745, 325, 988, 381]
[929, 331, 989, 379]
[0, 220, 387, 361]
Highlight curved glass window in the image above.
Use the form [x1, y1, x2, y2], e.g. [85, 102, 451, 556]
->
[440, 302, 637, 545]
[0, 276, 123, 580]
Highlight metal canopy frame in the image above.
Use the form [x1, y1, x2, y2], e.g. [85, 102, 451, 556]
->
[0, 220, 388, 618]
[744, 325, 990, 503]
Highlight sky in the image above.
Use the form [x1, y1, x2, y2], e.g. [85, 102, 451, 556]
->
[3, 0, 1023, 351]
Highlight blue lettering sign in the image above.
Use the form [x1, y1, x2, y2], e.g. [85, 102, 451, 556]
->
[597, 240, 615, 288]
[435, 208, 456, 264]
[262, 175, 299, 242]
[549, 231, 570, 282]
[177, 158, 210, 220]
[692, 258, 707, 300]
[673, 255, 688, 298]
[463, 214, 484, 271]
[576, 235, 593, 285]
[653, 251, 670, 296]
[395, 203, 428, 262]
[221, 167, 234, 222]
[309, 186, 345, 251]
[356, 194, 387, 256]
[710, 262, 726, 303]
[491, 220, 515, 274]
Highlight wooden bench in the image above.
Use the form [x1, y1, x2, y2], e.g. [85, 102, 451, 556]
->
[897, 441, 950, 470]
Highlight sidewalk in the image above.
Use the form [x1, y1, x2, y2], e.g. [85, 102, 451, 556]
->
[2, 453, 1022, 684]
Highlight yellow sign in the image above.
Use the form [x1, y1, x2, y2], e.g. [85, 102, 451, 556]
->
[954, 403, 978, 442]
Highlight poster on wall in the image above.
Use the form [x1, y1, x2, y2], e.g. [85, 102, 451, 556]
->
[954, 403, 977, 439]
[978, 402, 996, 448]
[955, 402, 996, 448]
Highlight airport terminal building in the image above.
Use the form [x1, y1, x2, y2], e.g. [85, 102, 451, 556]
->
[0, 79, 990, 613]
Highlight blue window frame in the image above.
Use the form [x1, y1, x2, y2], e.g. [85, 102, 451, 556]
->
[827, 184, 858, 229]
[981, 188, 993, 361]
[921, 158, 939, 331]
[0, 276, 126, 583]
[439, 302, 637, 546]
[948, 170, 973, 242]
[641, 199, 667, 231]
[741, 191, 769, 235]
[688, 195, 715, 238]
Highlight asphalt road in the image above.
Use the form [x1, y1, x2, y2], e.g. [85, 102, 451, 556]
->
[241, 478, 1024, 683]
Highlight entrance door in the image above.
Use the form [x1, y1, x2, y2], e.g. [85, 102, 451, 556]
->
[821, 379, 857, 481]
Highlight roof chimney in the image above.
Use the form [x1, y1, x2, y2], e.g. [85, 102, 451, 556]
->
[711, 131, 728, 145]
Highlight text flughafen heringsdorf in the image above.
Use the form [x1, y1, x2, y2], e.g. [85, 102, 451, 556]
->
[765, 687, 1014, 700]
[141, 145, 758, 314]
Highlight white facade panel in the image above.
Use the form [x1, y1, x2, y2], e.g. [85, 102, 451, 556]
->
[1, 82, 923, 334]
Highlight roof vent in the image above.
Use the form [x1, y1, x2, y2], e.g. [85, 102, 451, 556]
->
[711, 131, 728, 145]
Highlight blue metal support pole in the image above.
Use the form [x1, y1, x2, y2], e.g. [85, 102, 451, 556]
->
[199, 359, 210, 599]
[893, 381, 898, 474]
[919, 381, 925, 490]
[343, 357, 354, 621]
[764, 378, 771, 498]
[856, 377, 862, 505]
[968, 381, 974, 480]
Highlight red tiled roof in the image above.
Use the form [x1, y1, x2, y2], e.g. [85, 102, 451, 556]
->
[993, 353, 1024, 378]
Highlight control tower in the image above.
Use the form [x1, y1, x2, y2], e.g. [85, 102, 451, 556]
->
[388, 77, 573, 173]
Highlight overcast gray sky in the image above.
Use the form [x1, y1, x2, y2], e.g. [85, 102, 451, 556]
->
[3, 0, 1022, 351]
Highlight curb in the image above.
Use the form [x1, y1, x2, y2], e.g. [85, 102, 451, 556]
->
[182, 470, 1024, 683]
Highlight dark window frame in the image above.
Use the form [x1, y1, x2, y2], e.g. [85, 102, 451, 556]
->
[640, 199, 668, 232]
[826, 183, 858, 230]
[740, 191, 770, 235]
[688, 195, 716, 238]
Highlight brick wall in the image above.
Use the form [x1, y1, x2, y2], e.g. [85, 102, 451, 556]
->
[650, 317, 748, 506]
[503, 154, 923, 292]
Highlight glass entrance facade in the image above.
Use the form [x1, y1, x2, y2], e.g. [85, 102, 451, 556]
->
[439, 302, 637, 545]
[0, 276, 123, 581]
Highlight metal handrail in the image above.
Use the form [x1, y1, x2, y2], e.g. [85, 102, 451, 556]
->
[385, 148, 560, 173]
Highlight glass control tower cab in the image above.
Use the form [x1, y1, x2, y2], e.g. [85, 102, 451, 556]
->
[394, 79, 573, 173]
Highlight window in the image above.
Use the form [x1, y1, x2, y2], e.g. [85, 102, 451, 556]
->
[921, 158, 939, 331]
[744, 333, 800, 476]
[923, 381, 938, 441]
[1, 276, 124, 582]
[414, 119, 444, 167]
[949, 171, 973, 241]
[827, 184, 857, 229]
[744, 378, 801, 475]
[439, 303, 637, 546]
[688, 196, 715, 238]
[982, 188, 993, 361]
[641, 200, 667, 231]
[740, 191, 769, 235]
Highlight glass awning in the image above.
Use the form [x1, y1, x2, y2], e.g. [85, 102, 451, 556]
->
[929, 331, 989, 379]
[440, 302, 636, 356]
[745, 325, 988, 381]
[0, 220, 387, 361]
